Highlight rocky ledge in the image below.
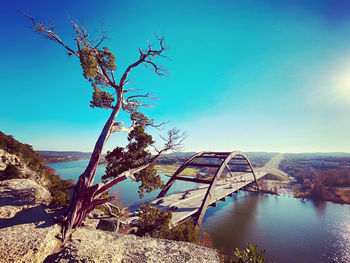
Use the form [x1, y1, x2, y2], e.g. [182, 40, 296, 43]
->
[0, 179, 60, 263]
[0, 179, 219, 263]
[52, 228, 219, 263]
[0, 179, 51, 218]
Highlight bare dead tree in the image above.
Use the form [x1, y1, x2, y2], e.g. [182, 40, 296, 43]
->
[25, 14, 185, 240]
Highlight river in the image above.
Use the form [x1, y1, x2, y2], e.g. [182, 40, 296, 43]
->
[48, 160, 350, 263]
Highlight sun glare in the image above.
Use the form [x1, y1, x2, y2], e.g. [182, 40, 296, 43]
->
[334, 67, 350, 102]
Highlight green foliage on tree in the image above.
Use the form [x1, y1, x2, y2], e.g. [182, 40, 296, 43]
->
[79, 41, 117, 109]
[232, 243, 275, 263]
[90, 85, 115, 109]
[96, 203, 124, 218]
[103, 126, 164, 198]
[95, 189, 125, 218]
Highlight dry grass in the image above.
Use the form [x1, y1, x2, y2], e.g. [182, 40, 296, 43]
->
[265, 170, 290, 181]
[155, 165, 200, 176]
[155, 164, 179, 174]
[198, 232, 213, 248]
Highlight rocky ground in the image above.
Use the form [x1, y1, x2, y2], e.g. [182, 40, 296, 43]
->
[0, 178, 219, 263]
[0, 179, 61, 263]
[53, 228, 219, 263]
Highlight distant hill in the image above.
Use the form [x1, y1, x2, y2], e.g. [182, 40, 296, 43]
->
[163, 152, 197, 157]
[156, 152, 196, 165]
[37, 151, 92, 163]
[284, 152, 350, 158]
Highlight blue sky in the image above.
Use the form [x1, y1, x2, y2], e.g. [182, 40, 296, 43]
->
[1, 0, 350, 153]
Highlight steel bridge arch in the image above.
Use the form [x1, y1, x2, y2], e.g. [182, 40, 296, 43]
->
[157, 151, 259, 227]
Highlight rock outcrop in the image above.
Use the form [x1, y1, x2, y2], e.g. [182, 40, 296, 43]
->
[0, 179, 51, 218]
[0, 179, 60, 263]
[53, 228, 220, 263]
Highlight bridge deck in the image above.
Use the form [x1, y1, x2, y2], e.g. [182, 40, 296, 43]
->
[149, 169, 267, 226]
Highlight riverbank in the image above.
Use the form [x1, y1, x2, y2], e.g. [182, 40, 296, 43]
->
[265, 178, 350, 204]
[294, 186, 350, 205]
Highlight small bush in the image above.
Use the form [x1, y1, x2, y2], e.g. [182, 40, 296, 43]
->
[46, 172, 74, 207]
[170, 220, 199, 243]
[137, 203, 173, 238]
[0, 164, 22, 180]
[136, 203, 201, 243]
[198, 231, 213, 248]
[231, 243, 276, 263]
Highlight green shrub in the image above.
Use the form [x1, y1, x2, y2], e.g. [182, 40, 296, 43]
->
[137, 203, 173, 238]
[136, 203, 199, 243]
[1, 164, 22, 180]
[231, 243, 276, 263]
[169, 220, 199, 243]
[45, 172, 74, 207]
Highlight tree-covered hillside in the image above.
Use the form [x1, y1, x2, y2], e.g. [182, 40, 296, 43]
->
[0, 131, 44, 172]
[0, 131, 74, 207]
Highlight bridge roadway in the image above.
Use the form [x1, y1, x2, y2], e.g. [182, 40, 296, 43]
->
[149, 168, 268, 226]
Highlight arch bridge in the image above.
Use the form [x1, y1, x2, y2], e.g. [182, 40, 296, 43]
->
[150, 151, 269, 227]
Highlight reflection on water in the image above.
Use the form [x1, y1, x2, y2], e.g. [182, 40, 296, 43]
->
[201, 191, 260, 253]
[201, 192, 350, 263]
[48, 160, 350, 263]
[312, 200, 328, 216]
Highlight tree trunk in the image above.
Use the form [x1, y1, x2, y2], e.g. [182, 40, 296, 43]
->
[62, 99, 122, 239]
